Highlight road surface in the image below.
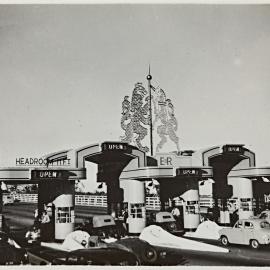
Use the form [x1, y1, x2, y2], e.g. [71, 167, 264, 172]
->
[3, 202, 270, 266]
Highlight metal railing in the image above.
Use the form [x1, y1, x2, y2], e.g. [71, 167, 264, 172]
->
[7, 193, 214, 211]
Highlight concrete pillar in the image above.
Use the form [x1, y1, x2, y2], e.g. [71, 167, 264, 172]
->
[236, 177, 254, 219]
[181, 189, 200, 231]
[120, 179, 146, 234]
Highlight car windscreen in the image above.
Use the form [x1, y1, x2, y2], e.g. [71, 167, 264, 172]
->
[259, 213, 267, 219]
[260, 221, 270, 229]
[162, 216, 173, 219]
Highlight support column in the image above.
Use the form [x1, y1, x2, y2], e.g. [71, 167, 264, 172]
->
[181, 188, 200, 231]
[0, 189, 2, 231]
[120, 179, 146, 234]
[236, 177, 253, 219]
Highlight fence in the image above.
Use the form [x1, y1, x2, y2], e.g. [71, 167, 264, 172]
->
[8, 193, 214, 211]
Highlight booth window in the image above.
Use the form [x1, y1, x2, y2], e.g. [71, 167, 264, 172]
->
[240, 198, 252, 211]
[185, 201, 199, 214]
[56, 207, 74, 223]
[130, 203, 145, 218]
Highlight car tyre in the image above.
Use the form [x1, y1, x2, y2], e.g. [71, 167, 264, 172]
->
[220, 235, 229, 246]
[250, 239, 260, 249]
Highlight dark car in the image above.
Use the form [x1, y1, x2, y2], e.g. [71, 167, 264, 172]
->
[0, 231, 28, 265]
[78, 215, 125, 239]
[110, 237, 186, 266]
[27, 245, 139, 265]
[148, 211, 184, 236]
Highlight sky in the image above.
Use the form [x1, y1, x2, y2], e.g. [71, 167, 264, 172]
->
[0, 4, 270, 191]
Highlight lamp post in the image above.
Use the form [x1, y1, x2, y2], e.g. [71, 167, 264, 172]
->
[147, 66, 153, 156]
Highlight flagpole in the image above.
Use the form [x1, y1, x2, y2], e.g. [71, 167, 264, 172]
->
[147, 66, 153, 156]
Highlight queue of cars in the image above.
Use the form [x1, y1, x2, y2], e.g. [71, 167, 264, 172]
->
[4, 206, 270, 265]
[26, 214, 186, 266]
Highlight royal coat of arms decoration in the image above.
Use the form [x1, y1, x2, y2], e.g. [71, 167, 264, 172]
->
[120, 78, 180, 154]
[120, 82, 151, 152]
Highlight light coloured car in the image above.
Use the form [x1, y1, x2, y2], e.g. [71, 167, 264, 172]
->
[257, 210, 270, 222]
[219, 219, 270, 249]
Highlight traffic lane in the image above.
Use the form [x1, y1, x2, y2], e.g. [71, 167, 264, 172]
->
[154, 245, 270, 266]
[4, 203, 270, 266]
[3, 203, 106, 228]
[177, 237, 270, 266]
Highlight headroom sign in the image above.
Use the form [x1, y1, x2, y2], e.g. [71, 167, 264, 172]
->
[31, 170, 64, 180]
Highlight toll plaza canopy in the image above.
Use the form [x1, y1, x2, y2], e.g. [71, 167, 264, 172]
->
[43, 141, 146, 170]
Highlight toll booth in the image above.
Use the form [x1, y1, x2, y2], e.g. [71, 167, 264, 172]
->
[200, 144, 255, 225]
[0, 167, 86, 241]
[120, 153, 212, 232]
[228, 167, 270, 218]
[158, 168, 207, 231]
[44, 141, 146, 234]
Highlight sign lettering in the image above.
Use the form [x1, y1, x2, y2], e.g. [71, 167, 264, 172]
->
[176, 168, 201, 176]
[159, 156, 173, 166]
[223, 145, 244, 154]
[102, 142, 128, 152]
[31, 170, 64, 180]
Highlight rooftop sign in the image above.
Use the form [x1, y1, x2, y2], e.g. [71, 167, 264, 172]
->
[102, 142, 130, 152]
[222, 144, 245, 154]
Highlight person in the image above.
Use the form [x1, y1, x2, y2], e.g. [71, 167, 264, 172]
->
[40, 210, 51, 241]
[171, 206, 180, 218]
[230, 209, 239, 226]
[41, 211, 50, 224]
[122, 208, 129, 233]
[171, 202, 181, 229]
[25, 226, 41, 244]
[171, 201, 180, 219]
[34, 209, 39, 219]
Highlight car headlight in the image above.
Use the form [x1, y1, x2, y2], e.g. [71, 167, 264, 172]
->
[159, 251, 167, 259]
[263, 235, 270, 244]
[143, 248, 158, 262]
[146, 250, 154, 259]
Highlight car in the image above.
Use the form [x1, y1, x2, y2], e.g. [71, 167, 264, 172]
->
[257, 210, 270, 222]
[0, 231, 28, 265]
[27, 245, 139, 265]
[77, 214, 126, 239]
[219, 218, 270, 249]
[110, 237, 186, 266]
[77, 215, 186, 265]
[148, 211, 184, 236]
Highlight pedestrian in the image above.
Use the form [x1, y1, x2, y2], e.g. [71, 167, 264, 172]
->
[171, 202, 181, 229]
[25, 226, 41, 244]
[41, 211, 50, 224]
[122, 208, 129, 233]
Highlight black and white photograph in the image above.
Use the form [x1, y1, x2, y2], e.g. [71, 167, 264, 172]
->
[0, 1, 270, 266]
